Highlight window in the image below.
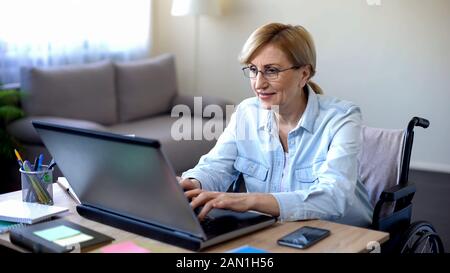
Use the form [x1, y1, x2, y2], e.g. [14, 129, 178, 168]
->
[0, 0, 151, 84]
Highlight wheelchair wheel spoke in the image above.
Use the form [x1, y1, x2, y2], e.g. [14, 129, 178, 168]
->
[419, 237, 430, 253]
[398, 221, 445, 254]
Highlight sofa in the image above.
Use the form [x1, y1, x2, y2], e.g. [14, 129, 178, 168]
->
[7, 53, 231, 176]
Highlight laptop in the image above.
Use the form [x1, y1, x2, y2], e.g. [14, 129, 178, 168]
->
[32, 121, 276, 251]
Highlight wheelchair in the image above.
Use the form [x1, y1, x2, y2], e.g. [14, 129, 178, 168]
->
[365, 117, 444, 253]
[229, 116, 444, 253]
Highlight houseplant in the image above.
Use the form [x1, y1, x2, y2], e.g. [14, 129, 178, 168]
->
[0, 83, 25, 192]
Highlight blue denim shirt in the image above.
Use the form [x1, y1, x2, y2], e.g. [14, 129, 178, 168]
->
[182, 88, 373, 227]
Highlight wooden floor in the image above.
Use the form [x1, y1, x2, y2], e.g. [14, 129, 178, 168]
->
[410, 170, 450, 252]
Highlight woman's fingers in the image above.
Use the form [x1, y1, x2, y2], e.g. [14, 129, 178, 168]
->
[179, 178, 197, 191]
[190, 191, 214, 208]
[195, 193, 241, 219]
[186, 192, 250, 220]
[197, 199, 216, 220]
[185, 188, 203, 199]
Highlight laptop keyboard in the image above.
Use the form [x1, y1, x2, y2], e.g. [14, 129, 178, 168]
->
[193, 206, 215, 222]
[200, 216, 214, 230]
[193, 207, 223, 231]
[192, 206, 244, 237]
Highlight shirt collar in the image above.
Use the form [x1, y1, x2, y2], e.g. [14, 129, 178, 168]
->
[296, 85, 319, 134]
[257, 84, 319, 134]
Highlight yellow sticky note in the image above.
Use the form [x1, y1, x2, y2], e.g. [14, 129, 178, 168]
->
[54, 233, 93, 247]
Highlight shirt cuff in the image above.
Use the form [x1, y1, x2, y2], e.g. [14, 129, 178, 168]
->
[271, 192, 328, 222]
[271, 192, 303, 222]
[181, 170, 214, 191]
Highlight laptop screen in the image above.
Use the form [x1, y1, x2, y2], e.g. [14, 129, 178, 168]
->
[33, 122, 205, 238]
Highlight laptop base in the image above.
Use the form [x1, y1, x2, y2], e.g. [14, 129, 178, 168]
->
[76, 205, 203, 251]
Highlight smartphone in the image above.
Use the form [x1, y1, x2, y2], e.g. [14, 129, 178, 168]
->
[277, 226, 330, 249]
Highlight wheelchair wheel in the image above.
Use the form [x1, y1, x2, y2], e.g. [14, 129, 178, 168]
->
[399, 221, 445, 253]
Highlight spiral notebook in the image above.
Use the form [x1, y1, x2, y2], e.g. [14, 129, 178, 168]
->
[0, 200, 69, 225]
[0, 220, 26, 234]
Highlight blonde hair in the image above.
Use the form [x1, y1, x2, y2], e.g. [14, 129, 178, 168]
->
[239, 22, 323, 95]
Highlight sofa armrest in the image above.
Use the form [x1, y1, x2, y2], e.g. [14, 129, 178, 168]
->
[7, 116, 106, 145]
[171, 94, 234, 120]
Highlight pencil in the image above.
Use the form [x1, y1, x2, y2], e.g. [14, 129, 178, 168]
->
[14, 149, 24, 169]
[14, 149, 23, 162]
[22, 160, 53, 205]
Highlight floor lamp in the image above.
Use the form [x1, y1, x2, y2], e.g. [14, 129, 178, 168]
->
[171, 0, 221, 95]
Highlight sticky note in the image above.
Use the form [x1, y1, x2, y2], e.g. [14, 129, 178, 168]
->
[34, 225, 80, 242]
[54, 233, 93, 247]
[227, 245, 269, 253]
[100, 241, 151, 253]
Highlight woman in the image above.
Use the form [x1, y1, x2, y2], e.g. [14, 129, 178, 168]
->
[179, 23, 373, 227]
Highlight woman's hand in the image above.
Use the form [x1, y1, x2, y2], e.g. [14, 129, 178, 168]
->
[185, 190, 253, 220]
[177, 177, 281, 220]
[176, 176, 201, 191]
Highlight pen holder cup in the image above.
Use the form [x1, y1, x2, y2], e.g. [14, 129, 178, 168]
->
[20, 165, 54, 205]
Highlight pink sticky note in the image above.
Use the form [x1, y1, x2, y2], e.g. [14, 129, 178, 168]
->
[100, 241, 151, 253]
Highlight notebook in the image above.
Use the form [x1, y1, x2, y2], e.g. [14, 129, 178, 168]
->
[9, 219, 114, 253]
[0, 200, 69, 224]
[0, 220, 26, 234]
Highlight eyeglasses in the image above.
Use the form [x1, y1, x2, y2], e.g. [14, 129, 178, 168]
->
[242, 65, 300, 80]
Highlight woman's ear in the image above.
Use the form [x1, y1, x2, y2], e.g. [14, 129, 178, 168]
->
[298, 66, 311, 88]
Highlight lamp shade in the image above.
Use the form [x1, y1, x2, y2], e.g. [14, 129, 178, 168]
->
[171, 0, 221, 16]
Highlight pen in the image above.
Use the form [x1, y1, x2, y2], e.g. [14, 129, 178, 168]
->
[33, 156, 39, 171]
[22, 160, 45, 203]
[22, 160, 53, 205]
[36, 154, 44, 171]
[48, 158, 56, 170]
[14, 149, 53, 205]
[56, 178, 80, 204]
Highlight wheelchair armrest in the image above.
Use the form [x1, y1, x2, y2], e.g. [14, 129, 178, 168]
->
[379, 183, 416, 202]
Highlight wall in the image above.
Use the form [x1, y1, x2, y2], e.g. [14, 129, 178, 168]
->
[152, 0, 450, 173]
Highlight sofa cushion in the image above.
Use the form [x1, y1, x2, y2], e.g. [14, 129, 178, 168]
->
[7, 116, 107, 144]
[171, 94, 234, 119]
[115, 54, 178, 122]
[107, 115, 217, 174]
[20, 61, 117, 125]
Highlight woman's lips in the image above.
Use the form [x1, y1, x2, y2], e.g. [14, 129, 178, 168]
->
[257, 92, 276, 100]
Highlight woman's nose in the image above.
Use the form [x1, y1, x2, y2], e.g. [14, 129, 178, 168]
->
[254, 72, 269, 90]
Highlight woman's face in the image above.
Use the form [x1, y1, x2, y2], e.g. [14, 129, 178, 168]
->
[248, 44, 309, 110]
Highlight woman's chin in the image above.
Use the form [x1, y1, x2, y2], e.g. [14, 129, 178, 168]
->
[257, 98, 277, 110]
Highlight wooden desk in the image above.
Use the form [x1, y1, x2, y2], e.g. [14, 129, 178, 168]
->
[0, 184, 389, 253]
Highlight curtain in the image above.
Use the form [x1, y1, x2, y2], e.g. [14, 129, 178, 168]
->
[0, 0, 151, 84]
